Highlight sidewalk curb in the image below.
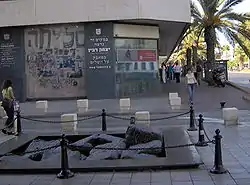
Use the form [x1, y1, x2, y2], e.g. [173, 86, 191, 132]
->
[226, 81, 250, 94]
[226, 81, 250, 102]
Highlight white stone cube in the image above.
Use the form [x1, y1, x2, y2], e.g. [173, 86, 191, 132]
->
[0, 106, 6, 118]
[77, 99, 89, 112]
[77, 99, 88, 108]
[120, 98, 131, 110]
[135, 111, 150, 126]
[222, 107, 238, 126]
[169, 93, 179, 100]
[36, 100, 48, 112]
[170, 97, 181, 110]
[61, 113, 78, 132]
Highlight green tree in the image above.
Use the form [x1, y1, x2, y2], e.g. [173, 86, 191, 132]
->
[233, 44, 249, 69]
[191, 0, 250, 83]
[170, 28, 206, 65]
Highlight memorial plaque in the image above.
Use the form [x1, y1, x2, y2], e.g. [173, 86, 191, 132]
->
[0, 32, 20, 69]
[85, 22, 115, 99]
[0, 28, 25, 101]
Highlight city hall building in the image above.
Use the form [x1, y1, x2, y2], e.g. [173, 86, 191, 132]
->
[0, 0, 190, 101]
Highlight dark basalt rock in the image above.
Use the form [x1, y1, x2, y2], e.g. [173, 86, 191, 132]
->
[87, 140, 126, 160]
[121, 140, 162, 159]
[73, 134, 123, 146]
[43, 149, 86, 163]
[125, 125, 162, 147]
[24, 139, 60, 161]
[69, 139, 93, 156]
[26, 139, 60, 152]
[71, 134, 123, 156]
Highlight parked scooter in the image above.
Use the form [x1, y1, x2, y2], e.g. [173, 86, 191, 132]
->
[212, 67, 226, 87]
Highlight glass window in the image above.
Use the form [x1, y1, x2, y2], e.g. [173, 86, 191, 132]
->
[125, 63, 130, 71]
[115, 38, 157, 49]
[134, 62, 138, 70]
[150, 62, 155, 70]
[117, 63, 123, 71]
[141, 62, 146, 70]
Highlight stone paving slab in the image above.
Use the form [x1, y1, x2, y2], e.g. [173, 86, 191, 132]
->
[0, 133, 15, 146]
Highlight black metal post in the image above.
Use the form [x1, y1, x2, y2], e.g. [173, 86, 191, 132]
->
[196, 114, 208, 147]
[57, 134, 74, 179]
[130, 116, 136, 125]
[210, 129, 227, 174]
[220, 102, 226, 109]
[102, 109, 107, 131]
[15, 111, 22, 136]
[188, 105, 197, 131]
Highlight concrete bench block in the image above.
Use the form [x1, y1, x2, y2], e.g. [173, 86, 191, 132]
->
[0, 106, 6, 118]
[169, 93, 179, 100]
[135, 111, 150, 126]
[36, 100, 48, 112]
[77, 99, 88, 112]
[222, 107, 238, 126]
[170, 97, 181, 110]
[61, 113, 78, 132]
[120, 98, 131, 110]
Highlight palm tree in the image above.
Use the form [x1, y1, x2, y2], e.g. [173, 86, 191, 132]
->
[191, 0, 250, 82]
[170, 28, 206, 66]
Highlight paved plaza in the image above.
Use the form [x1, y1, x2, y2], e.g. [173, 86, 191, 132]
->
[1, 82, 250, 184]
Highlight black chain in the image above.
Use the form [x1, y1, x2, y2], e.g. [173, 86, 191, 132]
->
[107, 111, 190, 121]
[68, 140, 213, 151]
[20, 114, 101, 124]
[0, 117, 17, 131]
[0, 144, 60, 158]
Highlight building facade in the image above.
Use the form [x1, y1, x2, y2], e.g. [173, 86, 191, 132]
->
[0, 0, 190, 101]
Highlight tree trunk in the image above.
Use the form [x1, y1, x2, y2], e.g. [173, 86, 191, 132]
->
[204, 26, 216, 85]
[192, 45, 198, 65]
[186, 48, 192, 67]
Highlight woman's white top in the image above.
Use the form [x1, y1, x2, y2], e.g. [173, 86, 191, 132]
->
[186, 73, 197, 84]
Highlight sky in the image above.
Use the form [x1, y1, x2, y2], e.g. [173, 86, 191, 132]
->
[219, 0, 250, 45]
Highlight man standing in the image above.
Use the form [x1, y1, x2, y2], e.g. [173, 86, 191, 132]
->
[173, 62, 182, 83]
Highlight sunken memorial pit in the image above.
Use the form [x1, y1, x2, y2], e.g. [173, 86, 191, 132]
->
[0, 125, 202, 173]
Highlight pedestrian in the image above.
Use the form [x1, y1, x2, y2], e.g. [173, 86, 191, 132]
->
[1, 79, 15, 135]
[173, 62, 182, 83]
[196, 62, 202, 85]
[168, 63, 174, 81]
[161, 62, 167, 83]
[192, 63, 197, 80]
[185, 68, 198, 105]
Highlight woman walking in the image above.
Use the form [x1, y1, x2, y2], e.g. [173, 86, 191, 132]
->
[1, 80, 15, 135]
[185, 68, 198, 105]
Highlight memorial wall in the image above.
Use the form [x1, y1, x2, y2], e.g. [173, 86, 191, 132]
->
[0, 22, 159, 101]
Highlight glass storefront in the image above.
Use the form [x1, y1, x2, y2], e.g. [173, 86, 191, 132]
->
[115, 38, 159, 97]
[24, 24, 86, 98]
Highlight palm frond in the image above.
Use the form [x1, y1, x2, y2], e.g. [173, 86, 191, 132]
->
[237, 27, 250, 40]
[208, 0, 221, 14]
[217, 0, 244, 16]
[216, 26, 235, 46]
[191, 2, 204, 22]
[227, 28, 250, 57]
[221, 12, 250, 24]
